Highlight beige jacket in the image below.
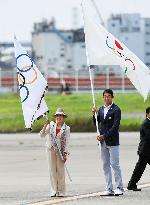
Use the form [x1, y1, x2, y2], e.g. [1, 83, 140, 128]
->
[39, 121, 70, 154]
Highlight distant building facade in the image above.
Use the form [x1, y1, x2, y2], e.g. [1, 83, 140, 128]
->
[143, 18, 150, 67]
[32, 19, 86, 75]
[32, 14, 150, 75]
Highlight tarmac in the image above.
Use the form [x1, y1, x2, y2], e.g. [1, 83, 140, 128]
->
[0, 132, 150, 205]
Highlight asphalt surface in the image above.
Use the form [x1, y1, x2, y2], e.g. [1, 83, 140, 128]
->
[0, 132, 150, 205]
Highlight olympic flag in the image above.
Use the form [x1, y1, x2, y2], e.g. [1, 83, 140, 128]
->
[82, 0, 150, 100]
[14, 37, 48, 129]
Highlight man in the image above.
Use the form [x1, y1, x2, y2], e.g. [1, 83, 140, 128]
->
[127, 107, 150, 191]
[92, 89, 124, 196]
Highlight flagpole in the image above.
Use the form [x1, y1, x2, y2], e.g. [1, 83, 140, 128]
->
[45, 114, 72, 182]
[88, 66, 100, 140]
[81, 2, 100, 143]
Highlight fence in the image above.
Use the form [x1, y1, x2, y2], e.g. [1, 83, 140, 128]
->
[0, 68, 136, 93]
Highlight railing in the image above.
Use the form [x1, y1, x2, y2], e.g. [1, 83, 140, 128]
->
[0, 68, 135, 93]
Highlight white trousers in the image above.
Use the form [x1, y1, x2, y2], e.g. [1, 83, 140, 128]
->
[101, 142, 124, 191]
[47, 148, 65, 195]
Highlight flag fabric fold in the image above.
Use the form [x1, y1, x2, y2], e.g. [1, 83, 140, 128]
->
[82, 0, 150, 100]
[14, 37, 48, 128]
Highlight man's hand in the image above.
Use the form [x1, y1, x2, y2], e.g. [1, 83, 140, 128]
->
[92, 106, 97, 114]
[96, 135, 104, 142]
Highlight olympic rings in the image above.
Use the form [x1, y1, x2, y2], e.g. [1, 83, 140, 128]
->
[124, 67, 128, 73]
[106, 36, 114, 50]
[18, 72, 25, 86]
[18, 66, 38, 84]
[18, 72, 29, 102]
[125, 58, 135, 70]
[106, 35, 136, 71]
[106, 36, 123, 57]
[16, 54, 33, 72]
[19, 84, 29, 103]
[113, 49, 122, 57]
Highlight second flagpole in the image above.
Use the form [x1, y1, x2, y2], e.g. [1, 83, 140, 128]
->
[81, 2, 101, 148]
[88, 65, 100, 147]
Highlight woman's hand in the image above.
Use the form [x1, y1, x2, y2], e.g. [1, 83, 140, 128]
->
[45, 120, 50, 126]
[63, 152, 67, 163]
[41, 120, 50, 134]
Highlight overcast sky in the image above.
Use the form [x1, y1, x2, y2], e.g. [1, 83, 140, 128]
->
[0, 0, 150, 42]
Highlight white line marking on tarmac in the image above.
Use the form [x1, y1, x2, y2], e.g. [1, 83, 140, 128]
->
[27, 182, 150, 205]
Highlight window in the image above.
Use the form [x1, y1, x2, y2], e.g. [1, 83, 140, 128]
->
[68, 36, 72, 40]
[120, 27, 128, 32]
[146, 63, 150, 67]
[37, 56, 43, 60]
[145, 23, 150, 27]
[132, 27, 140, 32]
[48, 59, 54, 66]
[146, 32, 150, 35]
[146, 52, 150, 56]
[67, 59, 72, 62]
[60, 54, 65, 57]
[82, 65, 86, 68]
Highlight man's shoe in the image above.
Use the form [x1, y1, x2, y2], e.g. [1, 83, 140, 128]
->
[57, 192, 65, 197]
[51, 193, 57, 197]
[100, 190, 114, 196]
[114, 188, 124, 196]
[127, 186, 141, 191]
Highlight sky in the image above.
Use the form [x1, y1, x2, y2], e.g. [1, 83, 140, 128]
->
[0, 0, 150, 42]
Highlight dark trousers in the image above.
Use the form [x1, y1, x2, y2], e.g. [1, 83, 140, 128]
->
[128, 155, 150, 187]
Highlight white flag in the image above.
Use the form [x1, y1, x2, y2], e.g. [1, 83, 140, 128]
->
[82, 0, 150, 100]
[14, 37, 48, 129]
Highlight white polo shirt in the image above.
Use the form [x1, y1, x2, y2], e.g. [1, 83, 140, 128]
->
[104, 103, 113, 119]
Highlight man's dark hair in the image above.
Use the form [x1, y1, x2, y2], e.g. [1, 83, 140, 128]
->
[103, 89, 114, 98]
[146, 107, 150, 114]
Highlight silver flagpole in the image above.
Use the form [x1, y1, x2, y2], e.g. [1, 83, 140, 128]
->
[88, 66, 100, 146]
[45, 115, 72, 182]
[81, 2, 100, 146]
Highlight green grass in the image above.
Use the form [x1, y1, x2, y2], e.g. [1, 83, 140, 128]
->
[0, 93, 149, 132]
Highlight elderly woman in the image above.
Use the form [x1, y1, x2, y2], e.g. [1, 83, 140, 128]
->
[40, 108, 70, 197]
